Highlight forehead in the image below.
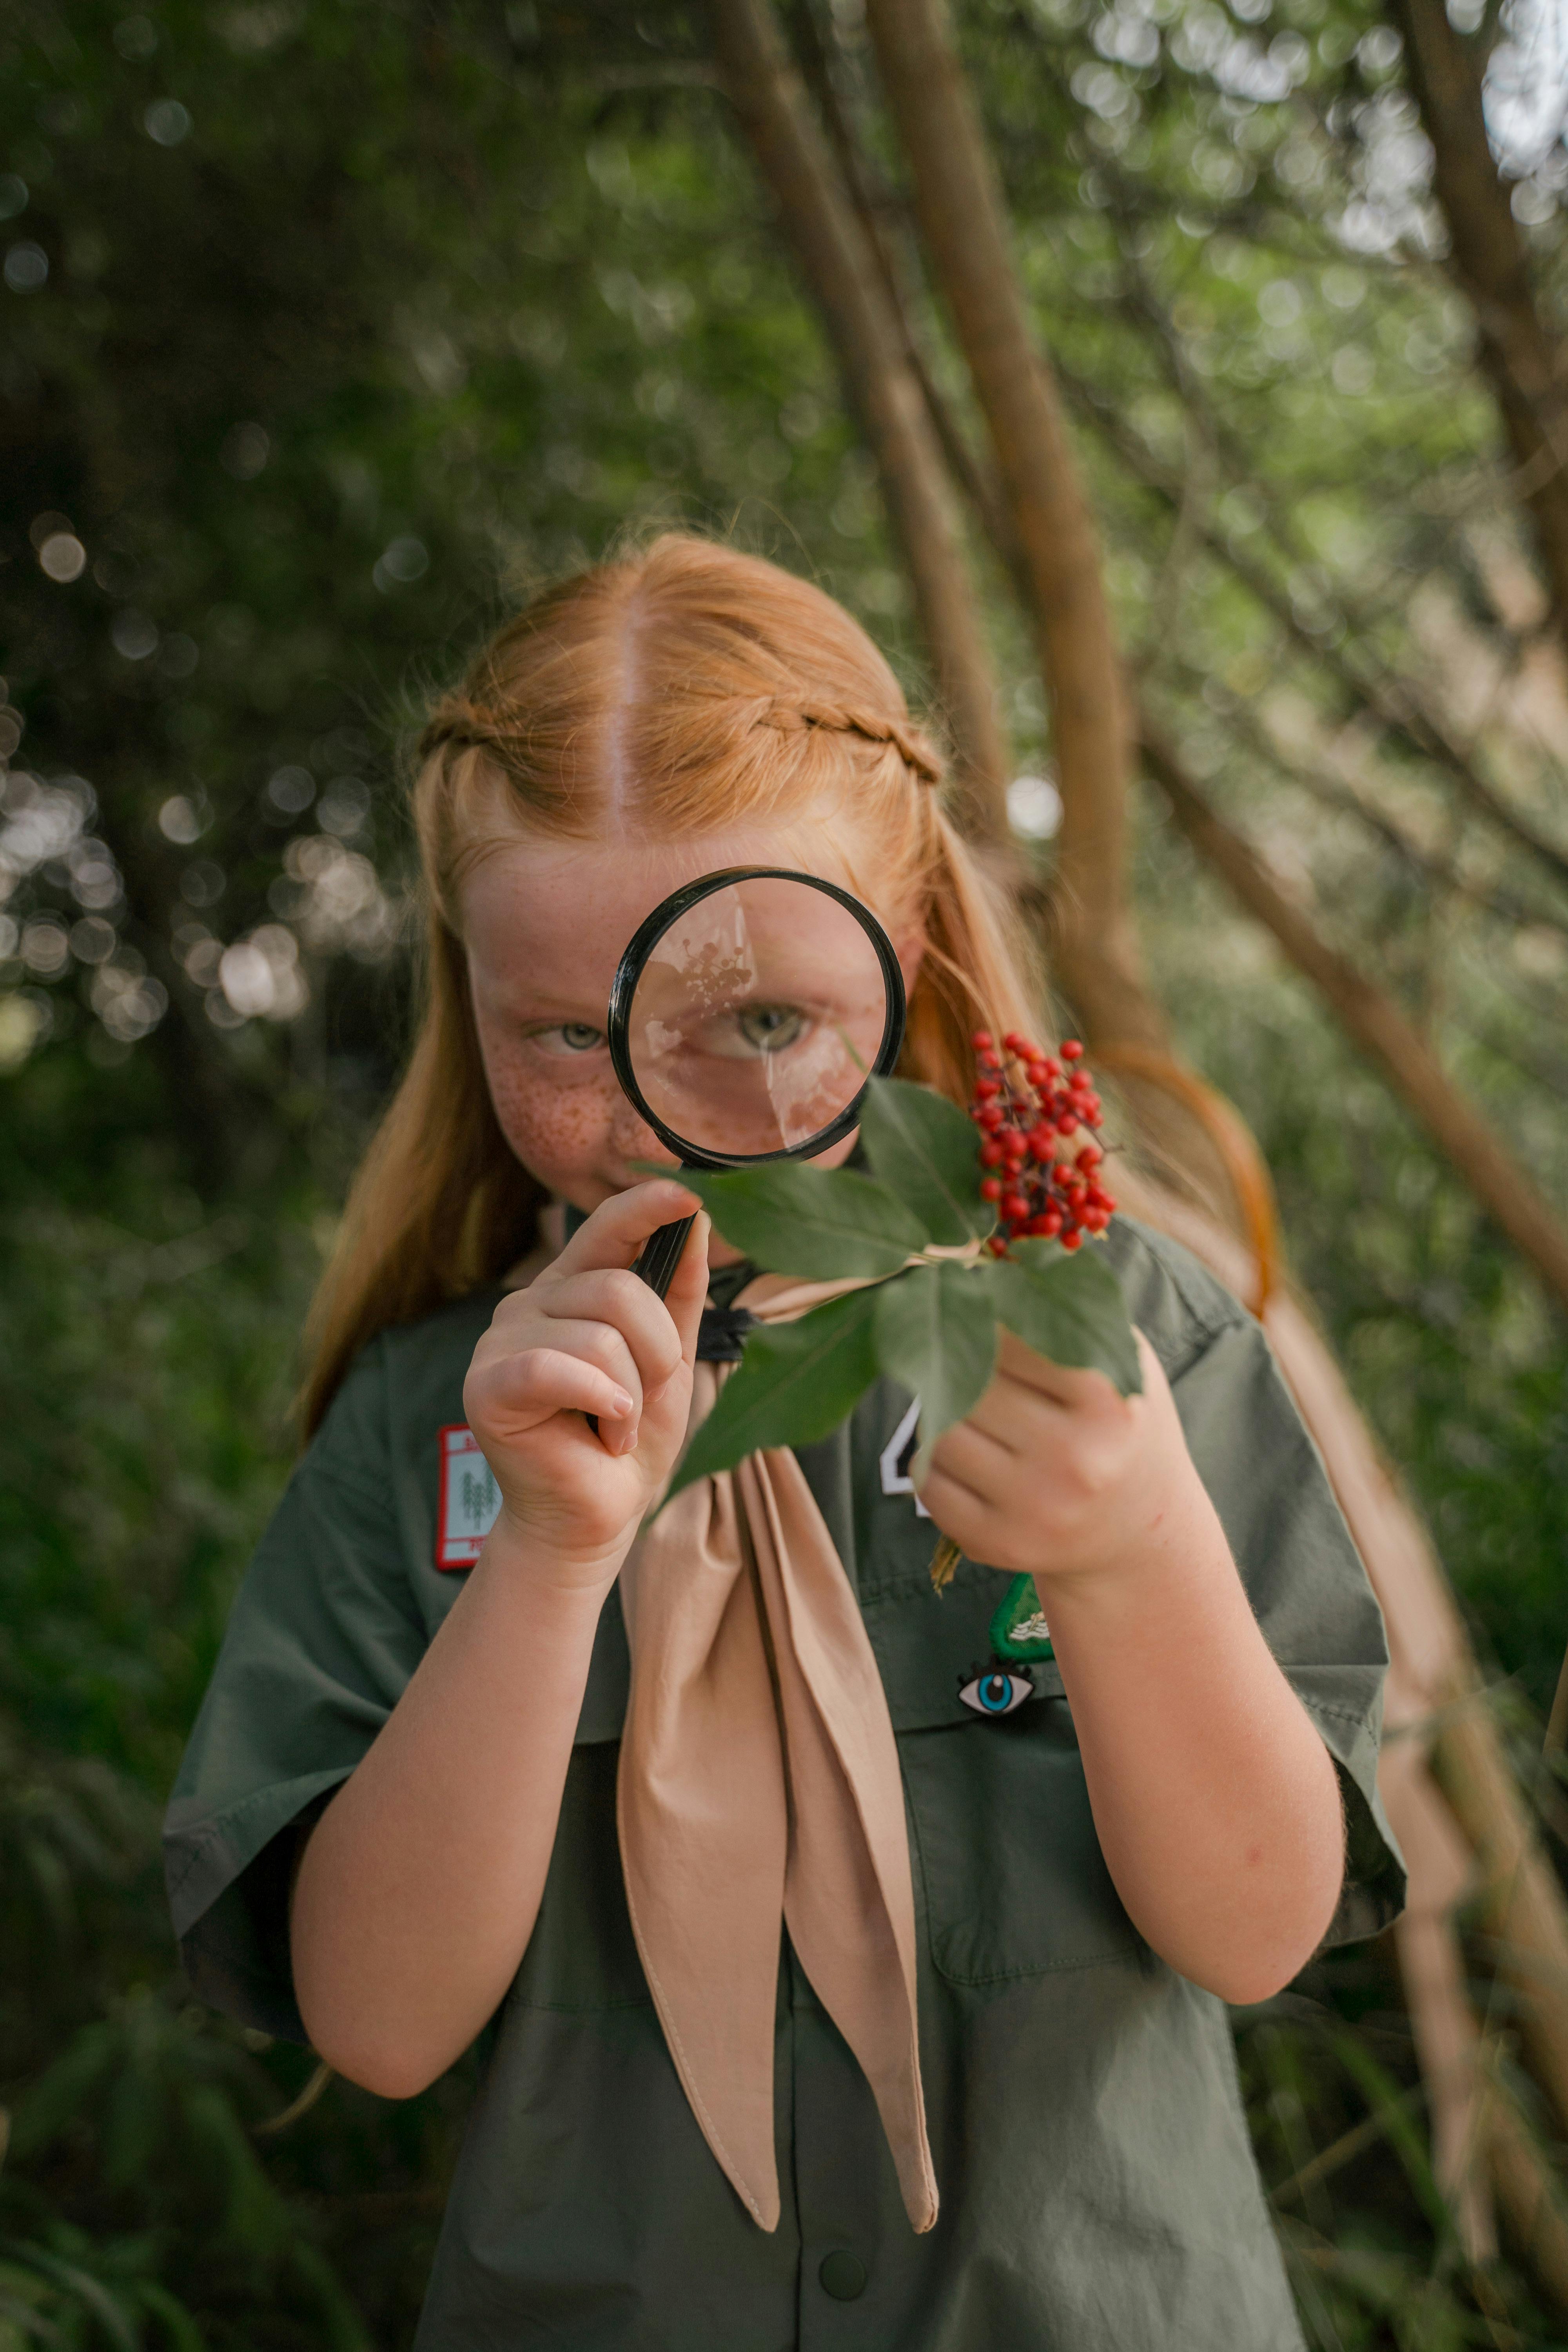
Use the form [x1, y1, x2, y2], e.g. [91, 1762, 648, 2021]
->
[460, 824, 870, 1009]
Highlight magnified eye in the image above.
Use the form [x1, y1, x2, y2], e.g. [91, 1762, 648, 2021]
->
[721, 1002, 810, 1057]
[956, 1664, 1035, 1718]
[537, 1022, 604, 1056]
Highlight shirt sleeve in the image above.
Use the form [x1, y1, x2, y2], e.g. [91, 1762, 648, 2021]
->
[162, 1337, 427, 2039]
[1116, 1223, 1406, 1949]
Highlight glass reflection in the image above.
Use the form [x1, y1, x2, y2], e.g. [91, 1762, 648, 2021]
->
[626, 876, 889, 1158]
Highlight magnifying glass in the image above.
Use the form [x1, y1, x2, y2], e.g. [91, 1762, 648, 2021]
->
[607, 866, 907, 1297]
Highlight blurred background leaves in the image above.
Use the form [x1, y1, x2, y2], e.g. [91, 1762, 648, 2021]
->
[3, 0, 1568, 2341]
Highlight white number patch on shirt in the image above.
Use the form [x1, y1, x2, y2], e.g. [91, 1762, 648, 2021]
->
[878, 1397, 931, 1520]
[436, 1424, 503, 1570]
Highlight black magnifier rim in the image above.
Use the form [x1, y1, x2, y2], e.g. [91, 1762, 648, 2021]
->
[606, 866, 906, 1172]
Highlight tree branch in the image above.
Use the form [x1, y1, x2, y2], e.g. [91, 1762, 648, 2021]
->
[1056, 335, 1568, 895]
[1191, 676, 1568, 942]
[1140, 720, 1568, 1315]
[1388, 0, 1568, 668]
[861, 0, 1162, 1054]
[707, 0, 1011, 844]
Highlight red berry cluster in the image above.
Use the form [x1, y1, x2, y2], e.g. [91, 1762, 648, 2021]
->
[968, 1028, 1116, 1257]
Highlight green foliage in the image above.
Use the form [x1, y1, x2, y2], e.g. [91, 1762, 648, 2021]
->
[666, 1077, 1140, 1495]
[873, 1260, 999, 1483]
[668, 1283, 882, 1494]
[991, 1242, 1146, 1398]
[667, 1160, 927, 1277]
[854, 1079, 997, 1245]
[0, 1197, 468, 2348]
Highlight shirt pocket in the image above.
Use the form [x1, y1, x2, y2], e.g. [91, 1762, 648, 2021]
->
[899, 1707, 1142, 1985]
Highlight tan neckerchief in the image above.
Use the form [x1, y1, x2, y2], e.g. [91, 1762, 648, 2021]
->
[615, 1271, 938, 2236]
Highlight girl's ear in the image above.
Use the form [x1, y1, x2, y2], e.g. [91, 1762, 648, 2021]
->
[894, 929, 927, 999]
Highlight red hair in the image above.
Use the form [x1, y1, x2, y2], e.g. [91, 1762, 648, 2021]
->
[301, 534, 1039, 1431]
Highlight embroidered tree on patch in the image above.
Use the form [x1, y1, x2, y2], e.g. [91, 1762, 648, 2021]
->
[657, 1034, 1141, 1590]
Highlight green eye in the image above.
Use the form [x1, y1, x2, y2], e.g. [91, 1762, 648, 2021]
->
[532, 1022, 603, 1056]
[735, 1004, 807, 1053]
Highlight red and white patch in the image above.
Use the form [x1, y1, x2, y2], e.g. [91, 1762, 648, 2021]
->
[435, 1424, 503, 1570]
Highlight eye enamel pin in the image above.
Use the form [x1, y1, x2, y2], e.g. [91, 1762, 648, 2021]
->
[957, 1657, 1037, 1717]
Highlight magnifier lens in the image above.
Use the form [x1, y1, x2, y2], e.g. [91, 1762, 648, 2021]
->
[624, 876, 891, 1161]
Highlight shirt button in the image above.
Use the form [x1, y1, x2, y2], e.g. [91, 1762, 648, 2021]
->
[818, 2250, 868, 2301]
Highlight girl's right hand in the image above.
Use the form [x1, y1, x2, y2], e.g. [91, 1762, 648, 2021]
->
[462, 1180, 708, 1586]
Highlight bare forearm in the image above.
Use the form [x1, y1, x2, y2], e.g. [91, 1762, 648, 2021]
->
[1044, 1481, 1344, 2003]
[290, 1526, 613, 2096]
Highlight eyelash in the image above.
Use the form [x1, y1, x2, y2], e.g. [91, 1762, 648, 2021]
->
[532, 1022, 604, 1056]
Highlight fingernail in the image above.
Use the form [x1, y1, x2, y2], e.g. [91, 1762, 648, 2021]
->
[609, 1388, 634, 1417]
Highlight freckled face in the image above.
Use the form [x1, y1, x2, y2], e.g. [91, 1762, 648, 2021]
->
[459, 828, 923, 1264]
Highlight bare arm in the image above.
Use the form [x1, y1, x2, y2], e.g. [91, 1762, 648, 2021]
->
[290, 1181, 706, 2097]
[921, 1330, 1345, 2003]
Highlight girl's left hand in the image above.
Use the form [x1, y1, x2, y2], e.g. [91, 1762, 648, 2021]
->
[917, 1328, 1203, 1588]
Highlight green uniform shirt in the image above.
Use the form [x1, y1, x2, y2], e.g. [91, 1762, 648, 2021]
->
[164, 1218, 1403, 2350]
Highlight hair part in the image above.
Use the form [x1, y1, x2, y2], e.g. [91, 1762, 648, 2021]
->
[301, 533, 1043, 1434]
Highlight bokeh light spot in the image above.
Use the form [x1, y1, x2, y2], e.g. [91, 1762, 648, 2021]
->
[112, 610, 159, 661]
[144, 99, 192, 146]
[372, 535, 428, 591]
[1008, 774, 1063, 841]
[4, 242, 49, 293]
[221, 421, 270, 479]
[39, 532, 87, 583]
[114, 13, 158, 57]
[266, 764, 315, 815]
[158, 795, 206, 844]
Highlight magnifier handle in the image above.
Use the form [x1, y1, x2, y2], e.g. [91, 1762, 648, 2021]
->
[632, 1213, 698, 1302]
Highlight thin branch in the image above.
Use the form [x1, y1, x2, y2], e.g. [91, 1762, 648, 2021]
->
[1065, 290, 1568, 894]
[1270, 2082, 1428, 2209]
[1389, 0, 1568, 670]
[706, 0, 1012, 841]
[1205, 687, 1568, 943]
[788, 3, 1024, 578]
[862, 0, 1163, 1057]
[1139, 719, 1568, 1316]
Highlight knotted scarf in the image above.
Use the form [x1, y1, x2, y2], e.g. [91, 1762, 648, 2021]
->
[615, 1271, 939, 2236]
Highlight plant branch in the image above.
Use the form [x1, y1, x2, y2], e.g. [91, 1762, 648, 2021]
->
[707, 0, 1011, 844]
[861, 0, 1160, 1055]
[1388, 0, 1568, 669]
[785, 4, 1024, 574]
[1139, 720, 1568, 1316]
[1054, 349, 1568, 896]
[1206, 688, 1568, 943]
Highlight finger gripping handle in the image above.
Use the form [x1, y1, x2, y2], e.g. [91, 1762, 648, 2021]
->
[632, 1214, 697, 1301]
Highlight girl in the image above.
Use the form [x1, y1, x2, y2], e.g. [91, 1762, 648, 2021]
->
[165, 534, 1402, 2351]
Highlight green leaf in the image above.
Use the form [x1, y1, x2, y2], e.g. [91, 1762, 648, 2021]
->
[654, 1161, 927, 1279]
[987, 1242, 1143, 1397]
[855, 1077, 993, 1246]
[663, 1286, 882, 1502]
[872, 1259, 998, 1481]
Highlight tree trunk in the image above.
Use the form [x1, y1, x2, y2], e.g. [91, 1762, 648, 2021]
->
[708, 0, 1011, 845]
[714, 0, 1568, 2214]
[860, 0, 1158, 1055]
[1388, 0, 1568, 659]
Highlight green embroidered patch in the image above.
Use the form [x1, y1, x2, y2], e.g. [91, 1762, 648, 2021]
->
[989, 1573, 1054, 1662]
